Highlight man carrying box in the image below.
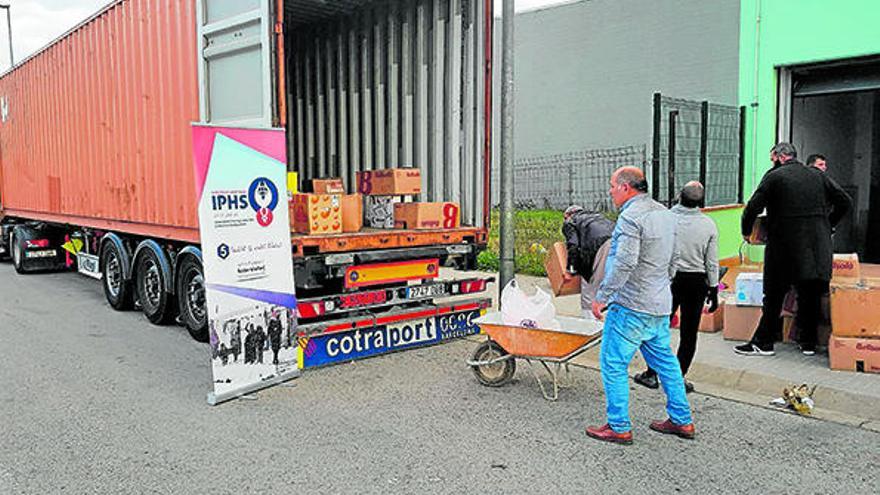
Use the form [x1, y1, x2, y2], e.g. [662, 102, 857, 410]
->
[585, 167, 694, 445]
[561, 205, 614, 321]
[735, 142, 851, 357]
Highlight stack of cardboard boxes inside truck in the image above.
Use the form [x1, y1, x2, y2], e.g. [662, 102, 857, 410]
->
[722, 253, 880, 373]
[289, 168, 461, 235]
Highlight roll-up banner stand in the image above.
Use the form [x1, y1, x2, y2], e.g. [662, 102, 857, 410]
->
[191, 125, 300, 405]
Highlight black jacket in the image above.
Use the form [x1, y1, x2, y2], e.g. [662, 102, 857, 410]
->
[742, 160, 851, 284]
[562, 211, 614, 279]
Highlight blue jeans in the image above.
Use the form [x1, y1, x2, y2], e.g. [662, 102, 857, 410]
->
[599, 304, 693, 433]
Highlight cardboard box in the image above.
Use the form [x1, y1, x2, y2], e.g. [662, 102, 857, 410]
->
[698, 303, 724, 333]
[828, 335, 880, 373]
[722, 304, 761, 341]
[291, 194, 342, 235]
[860, 263, 880, 286]
[306, 178, 345, 194]
[830, 285, 880, 338]
[342, 194, 363, 233]
[781, 315, 795, 343]
[735, 272, 763, 306]
[357, 168, 422, 195]
[719, 263, 762, 291]
[364, 196, 399, 229]
[747, 215, 767, 245]
[393, 202, 460, 230]
[831, 253, 861, 285]
[544, 241, 581, 297]
[780, 292, 831, 346]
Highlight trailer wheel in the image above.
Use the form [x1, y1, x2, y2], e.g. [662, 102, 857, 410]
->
[101, 241, 134, 310]
[471, 340, 516, 387]
[176, 256, 208, 342]
[10, 230, 26, 273]
[135, 247, 177, 325]
[11, 226, 40, 274]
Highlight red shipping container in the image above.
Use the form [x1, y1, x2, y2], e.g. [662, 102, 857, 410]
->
[0, 0, 201, 242]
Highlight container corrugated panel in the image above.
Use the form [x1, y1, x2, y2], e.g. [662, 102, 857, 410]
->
[286, 0, 487, 227]
[0, 0, 201, 242]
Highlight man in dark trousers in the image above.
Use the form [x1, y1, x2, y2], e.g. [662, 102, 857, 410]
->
[561, 205, 615, 320]
[244, 322, 256, 364]
[255, 325, 267, 364]
[267, 315, 283, 365]
[735, 142, 851, 356]
[634, 181, 719, 393]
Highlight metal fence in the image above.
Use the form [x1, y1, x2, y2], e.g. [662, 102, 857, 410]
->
[652, 94, 745, 207]
[491, 145, 648, 211]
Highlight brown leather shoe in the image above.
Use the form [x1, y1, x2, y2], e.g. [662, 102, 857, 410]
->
[585, 424, 633, 445]
[649, 419, 695, 439]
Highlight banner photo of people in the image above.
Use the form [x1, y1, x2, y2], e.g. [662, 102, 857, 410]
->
[191, 125, 299, 405]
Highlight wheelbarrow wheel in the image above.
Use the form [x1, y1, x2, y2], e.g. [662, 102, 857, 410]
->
[471, 340, 515, 387]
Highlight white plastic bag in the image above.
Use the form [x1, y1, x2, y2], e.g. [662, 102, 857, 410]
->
[500, 280, 560, 330]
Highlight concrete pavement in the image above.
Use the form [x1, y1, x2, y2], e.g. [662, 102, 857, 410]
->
[2, 263, 879, 493]
[476, 271, 880, 430]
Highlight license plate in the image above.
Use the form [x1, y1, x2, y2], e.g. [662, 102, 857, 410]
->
[25, 249, 57, 259]
[406, 284, 448, 299]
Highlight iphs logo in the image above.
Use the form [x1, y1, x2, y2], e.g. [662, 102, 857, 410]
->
[248, 177, 279, 227]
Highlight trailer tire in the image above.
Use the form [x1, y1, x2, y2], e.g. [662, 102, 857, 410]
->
[10, 230, 27, 273]
[176, 256, 208, 342]
[135, 247, 177, 325]
[10, 226, 42, 274]
[101, 241, 135, 310]
[471, 340, 516, 387]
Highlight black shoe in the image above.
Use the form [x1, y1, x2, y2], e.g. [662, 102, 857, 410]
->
[734, 343, 775, 356]
[799, 343, 816, 356]
[685, 381, 695, 394]
[633, 371, 659, 389]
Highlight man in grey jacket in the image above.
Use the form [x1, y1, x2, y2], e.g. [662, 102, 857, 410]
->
[585, 167, 693, 445]
[634, 182, 719, 393]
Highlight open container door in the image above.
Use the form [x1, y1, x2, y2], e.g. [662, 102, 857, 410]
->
[196, 0, 277, 127]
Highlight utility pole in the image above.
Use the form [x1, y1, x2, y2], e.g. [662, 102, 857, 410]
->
[498, 0, 515, 300]
[0, 4, 12, 69]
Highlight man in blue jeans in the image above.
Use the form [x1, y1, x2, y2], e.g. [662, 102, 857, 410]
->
[586, 167, 694, 445]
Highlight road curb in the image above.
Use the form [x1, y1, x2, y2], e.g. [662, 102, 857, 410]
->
[565, 350, 880, 430]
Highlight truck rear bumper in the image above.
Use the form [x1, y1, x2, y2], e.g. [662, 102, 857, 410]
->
[296, 298, 490, 369]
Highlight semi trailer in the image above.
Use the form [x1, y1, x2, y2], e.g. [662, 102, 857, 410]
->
[0, 0, 494, 364]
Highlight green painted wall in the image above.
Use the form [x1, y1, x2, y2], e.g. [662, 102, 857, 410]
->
[738, 0, 880, 195]
[705, 206, 745, 261]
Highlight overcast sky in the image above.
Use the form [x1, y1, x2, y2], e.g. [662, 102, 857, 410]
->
[0, 0, 571, 70]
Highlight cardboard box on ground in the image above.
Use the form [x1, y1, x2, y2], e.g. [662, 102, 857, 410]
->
[828, 335, 880, 373]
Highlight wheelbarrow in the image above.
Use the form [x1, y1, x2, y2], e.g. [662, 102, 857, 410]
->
[467, 312, 602, 401]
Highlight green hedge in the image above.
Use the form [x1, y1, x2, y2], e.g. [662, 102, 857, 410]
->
[477, 209, 617, 276]
[476, 209, 565, 276]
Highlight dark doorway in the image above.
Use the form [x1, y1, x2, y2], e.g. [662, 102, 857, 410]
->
[788, 59, 880, 262]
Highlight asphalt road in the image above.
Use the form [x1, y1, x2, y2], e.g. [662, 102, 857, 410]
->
[1, 262, 877, 494]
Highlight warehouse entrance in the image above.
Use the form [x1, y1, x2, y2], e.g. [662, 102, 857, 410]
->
[779, 58, 880, 262]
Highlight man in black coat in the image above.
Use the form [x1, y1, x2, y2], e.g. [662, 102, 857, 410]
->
[562, 206, 615, 320]
[735, 142, 851, 356]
